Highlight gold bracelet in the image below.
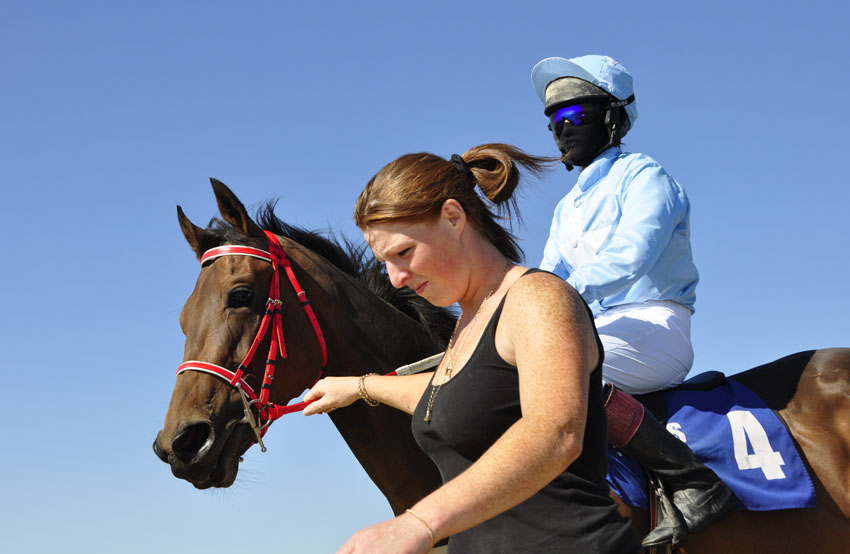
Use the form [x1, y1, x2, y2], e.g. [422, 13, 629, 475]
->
[358, 373, 380, 407]
[405, 508, 435, 549]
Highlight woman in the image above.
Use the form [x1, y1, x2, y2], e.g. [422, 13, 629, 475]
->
[303, 143, 640, 553]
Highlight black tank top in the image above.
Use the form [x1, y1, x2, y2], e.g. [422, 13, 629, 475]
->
[411, 270, 640, 553]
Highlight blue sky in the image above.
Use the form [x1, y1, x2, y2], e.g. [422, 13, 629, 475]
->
[2, 1, 848, 552]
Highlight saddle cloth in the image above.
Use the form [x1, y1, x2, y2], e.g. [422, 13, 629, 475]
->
[607, 376, 816, 511]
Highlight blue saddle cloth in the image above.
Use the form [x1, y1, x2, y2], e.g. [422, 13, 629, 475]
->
[607, 376, 816, 511]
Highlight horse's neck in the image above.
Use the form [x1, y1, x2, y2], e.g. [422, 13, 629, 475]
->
[286, 238, 445, 375]
[288, 242, 445, 512]
[329, 404, 442, 514]
[327, 279, 445, 513]
[333, 290, 444, 375]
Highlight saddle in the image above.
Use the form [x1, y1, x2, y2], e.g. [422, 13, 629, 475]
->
[607, 372, 816, 513]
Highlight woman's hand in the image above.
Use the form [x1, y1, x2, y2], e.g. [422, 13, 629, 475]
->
[337, 512, 434, 554]
[302, 376, 360, 416]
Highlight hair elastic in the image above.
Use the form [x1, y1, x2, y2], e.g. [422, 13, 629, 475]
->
[449, 154, 475, 182]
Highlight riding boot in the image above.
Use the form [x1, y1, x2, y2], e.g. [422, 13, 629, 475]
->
[604, 384, 740, 547]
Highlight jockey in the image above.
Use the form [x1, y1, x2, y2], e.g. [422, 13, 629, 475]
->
[531, 54, 740, 547]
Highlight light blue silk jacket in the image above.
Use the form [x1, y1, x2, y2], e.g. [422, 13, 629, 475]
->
[540, 147, 698, 315]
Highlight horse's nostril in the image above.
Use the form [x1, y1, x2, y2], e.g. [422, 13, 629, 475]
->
[171, 422, 214, 463]
[153, 436, 170, 463]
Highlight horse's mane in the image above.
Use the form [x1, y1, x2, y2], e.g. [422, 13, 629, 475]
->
[201, 202, 456, 347]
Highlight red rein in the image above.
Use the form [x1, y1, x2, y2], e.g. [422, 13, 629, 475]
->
[176, 231, 328, 452]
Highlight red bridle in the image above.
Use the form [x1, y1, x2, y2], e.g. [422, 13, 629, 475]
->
[176, 230, 328, 452]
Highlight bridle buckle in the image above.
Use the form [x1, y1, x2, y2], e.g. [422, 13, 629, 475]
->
[238, 386, 267, 453]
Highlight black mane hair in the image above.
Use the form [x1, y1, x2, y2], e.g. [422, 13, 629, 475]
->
[201, 202, 456, 347]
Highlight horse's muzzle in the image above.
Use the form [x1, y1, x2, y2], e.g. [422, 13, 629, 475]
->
[152, 419, 250, 489]
[152, 434, 169, 463]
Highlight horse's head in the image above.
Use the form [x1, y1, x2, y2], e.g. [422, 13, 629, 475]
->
[154, 179, 327, 488]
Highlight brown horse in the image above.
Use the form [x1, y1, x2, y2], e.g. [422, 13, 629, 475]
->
[154, 181, 850, 553]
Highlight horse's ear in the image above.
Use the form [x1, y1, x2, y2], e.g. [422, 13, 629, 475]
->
[177, 205, 205, 259]
[210, 178, 264, 239]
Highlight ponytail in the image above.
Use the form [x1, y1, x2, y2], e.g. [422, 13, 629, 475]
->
[354, 143, 556, 262]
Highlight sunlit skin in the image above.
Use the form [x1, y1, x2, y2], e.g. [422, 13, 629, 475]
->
[366, 216, 462, 308]
[364, 199, 506, 313]
[304, 199, 600, 554]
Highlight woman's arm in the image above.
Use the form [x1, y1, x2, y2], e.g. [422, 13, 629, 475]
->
[337, 272, 599, 553]
[303, 371, 434, 416]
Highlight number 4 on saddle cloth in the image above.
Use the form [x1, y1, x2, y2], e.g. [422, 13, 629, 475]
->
[607, 372, 816, 511]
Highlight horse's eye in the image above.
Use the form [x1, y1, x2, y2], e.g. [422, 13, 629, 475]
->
[228, 287, 255, 308]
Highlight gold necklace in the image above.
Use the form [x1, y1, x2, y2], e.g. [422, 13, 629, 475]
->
[424, 262, 513, 422]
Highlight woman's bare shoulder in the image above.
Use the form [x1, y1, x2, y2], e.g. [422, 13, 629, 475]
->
[497, 270, 598, 378]
[498, 270, 589, 333]
[506, 270, 583, 306]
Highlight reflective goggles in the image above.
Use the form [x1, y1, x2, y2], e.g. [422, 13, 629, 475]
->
[548, 102, 607, 134]
[547, 95, 635, 135]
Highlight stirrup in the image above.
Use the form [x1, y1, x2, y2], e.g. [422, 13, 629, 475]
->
[642, 476, 687, 548]
[643, 479, 740, 548]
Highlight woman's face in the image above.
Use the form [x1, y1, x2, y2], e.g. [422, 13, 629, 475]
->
[365, 215, 463, 307]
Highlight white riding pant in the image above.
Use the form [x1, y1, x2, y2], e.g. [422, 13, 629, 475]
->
[595, 301, 693, 395]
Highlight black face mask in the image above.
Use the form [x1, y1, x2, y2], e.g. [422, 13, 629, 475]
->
[553, 116, 611, 171]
